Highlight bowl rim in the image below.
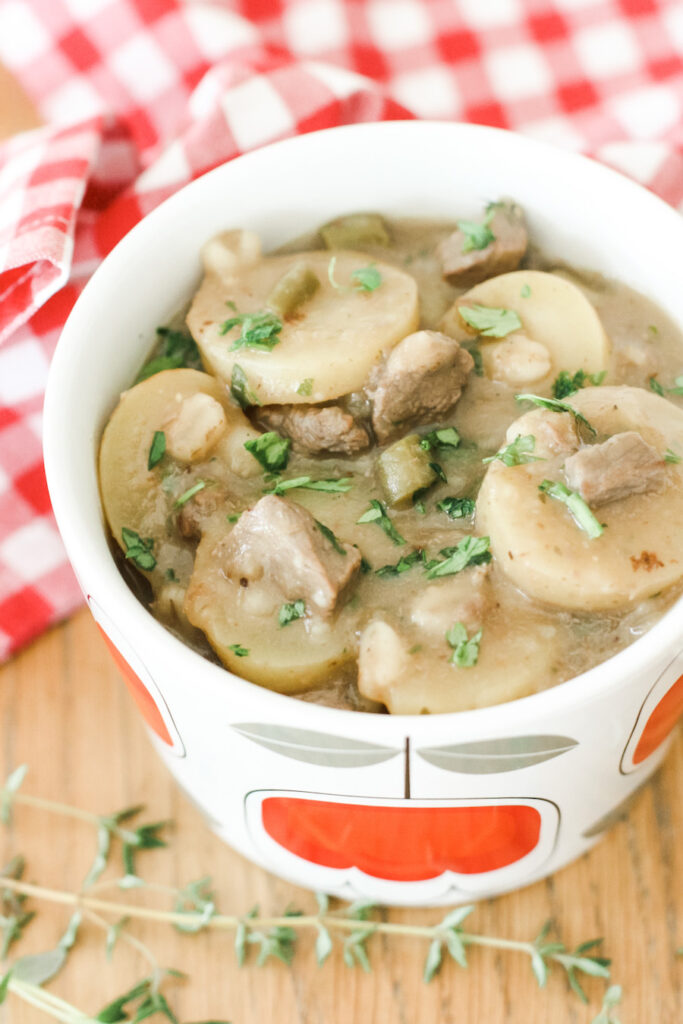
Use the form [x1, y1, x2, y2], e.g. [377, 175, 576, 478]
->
[44, 119, 683, 731]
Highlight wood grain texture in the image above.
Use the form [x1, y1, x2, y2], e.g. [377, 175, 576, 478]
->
[0, 608, 680, 1024]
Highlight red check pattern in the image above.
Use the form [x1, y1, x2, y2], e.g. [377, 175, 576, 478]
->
[0, 0, 682, 660]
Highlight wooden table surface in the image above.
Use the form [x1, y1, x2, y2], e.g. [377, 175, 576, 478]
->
[1, 68, 682, 1024]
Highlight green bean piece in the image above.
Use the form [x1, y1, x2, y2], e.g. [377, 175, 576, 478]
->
[320, 213, 390, 250]
[378, 435, 438, 508]
[266, 262, 320, 318]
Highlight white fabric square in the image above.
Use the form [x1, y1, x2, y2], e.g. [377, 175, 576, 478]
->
[220, 76, 295, 151]
[64, 0, 118, 16]
[599, 141, 669, 184]
[367, 0, 434, 51]
[0, 340, 49, 404]
[109, 34, 177, 103]
[485, 43, 553, 101]
[522, 116, 585, 150]
[284, 0, 349, 55]
[575, 22, 641, 80]
[457, 0, 521, 29]
[0, 464, 9, 497]
[27, 410, 43, 442]
[663, 5, 683, 51]
[392, 66, 460, 118]
[42, 77, 104, 123]
[0, 520, 66, 584]
[0, 1, 52, 67]
[610, 85, 679, 140]
[137, 142, 192, 191]
[185, 5, 259, 61]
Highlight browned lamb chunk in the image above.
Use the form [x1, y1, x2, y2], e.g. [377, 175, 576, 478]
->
[506, 409, 580, 459]
[366, 330, 473, 444]
[256, 404, 370, 456]
[437, 202, 528, 287]
[222, 495, 361, 614]
[176, 484, 228, 540]
[564, 431, 666, 507]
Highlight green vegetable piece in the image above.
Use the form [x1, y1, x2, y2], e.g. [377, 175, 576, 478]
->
[419, 427, 461, 451]
[378, 434, 438, 508]
[552, 368, 606, 400]
[297, 378, 314, 397]
[268, 476, 351, 495]
[520, 284, 531, 298]
[458, 304, 522, 338]
[244, 431, 291, 472]
[173, 480, 206, 509]
[351, 265, 382, 292]
[457, 210, 495, 253]
[314, 519, 347, 556]
[266, 262, 320, 318]
[320, 213, 390, 250]
[483, 434, 543, 467]
[230, 364, 261, 409]
[437, 497, 475, 520]
[375, 549, 423, 578]
[357, 500, 406, 546]
[279, 600, 306, 627]
[649, 376, 665, 396]
[539, 479, 604, 540]
[147, 431, 166, 470]
[135, 327, 202, 383]
[515, 393, 596, 437]
[446, 622, 482, 668]
[665, 447, 681, 464]
[227, 644, 249, 657]
[121, 528, 156, 571]
[219, 307, 282, 352]
[425, 535, 491, 579]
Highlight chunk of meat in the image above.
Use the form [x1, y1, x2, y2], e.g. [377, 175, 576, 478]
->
[256, 404, 370, 455]
[437, 203, 527, 288]
[176, 484, 229, 540]
[410, 564, 491, 635]
[564, 431, 666, 507]
[367, 330, 474, 444]
[222, 495, 361, 613]
[505, 409, 579, 459]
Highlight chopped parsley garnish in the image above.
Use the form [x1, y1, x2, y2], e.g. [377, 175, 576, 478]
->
[147, 431, 166, 470]
[539, 479, 603, 539]
[226, 512, 242, 523]
[135, 327, 202, 383]
[244, 431, 291, 472]
[375, 549, 424, 578]
[267, 476, 352, 495]
[650, 374, 683, 398]
[279, 600, 305, 627]
[458, 304, 522, 338]
[121, 528, 156, 571]
[419, 427, 461, 451]
[173, 480, 206, 509]
[230, 364, 260, 408]
[227, 643, 249, 657]
[446, 622, 482, 668]
[552, 369, 606, 400]
[457, 210, 495, 253]
[515, 393, 596, 437]
[437, 497, 475, 520]
[297, 378, 314, 397]
[669, 376, 683, 395]
[429, 461, 447, 483]
[219, 307, 282, 352]
[165, 568, 177, 582]
[425, 535, 491, 579]
[483, 434, 543, 467]
[664, 448, 681, 464]
[314, 519, 347, 556]
[359, 554, 372, 573]
[649, 377, 665, 396]
[464, 343, 484, 376]
[414, 500, 426, 514]
[648, 324, 659, 335]
[520, 284, 531, 298]
[356, 500, 406, 546]
[351, 264, 382, 292]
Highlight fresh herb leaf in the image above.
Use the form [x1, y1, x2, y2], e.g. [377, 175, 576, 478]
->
[173, 480, 206, 509]
[121, 528, 156, 571]
[219, 308, 282, 352]
[458, 304, 522, 338]
[314, 520, 347, 556]
[446, 622, 482, 668]
[357, 500, 406, 546]
[483, 434, 542, 467]
[539, 479, 604, 539]
[423, 938, 443, 982]
[668, 374, 683, 395]
[437, 497, 475, 520]
[649, 376, 665, 396]
[429, 461, 447, 483]
[375, 549, 423, 578]
[420, 427, 461, 451]
[268, 476, 352, 495]
[164, 568, 177, 582]
[135, 328, 202, 383]
[515, 393, 596, 437]
[520, 283, 531, 298]
[464, 343, 483, 376]
[173, 877, 216, 934]
[315, 925, 333, 966]
[425, 535, 491, 579]
[297, 378, 314, 397]
[244, 432, 291, 472]
[414, 500, 426, 514]
[0, 766, 27, 825]
[351, 264, 382, 292]
[552, 369, 606, 400]
[227, 644, 249, 657]
[664, 447, 681, 464]
[457, 211, 495, 253]
[279, 600, 305, 627]
[230, 364, 261, 408]
[147, 431, 166, 470]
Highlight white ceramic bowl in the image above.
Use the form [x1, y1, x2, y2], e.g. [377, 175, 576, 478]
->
[44, 122, 683, 906]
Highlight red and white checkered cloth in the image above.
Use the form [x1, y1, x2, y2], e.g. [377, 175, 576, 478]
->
[1, 0, 682, 660]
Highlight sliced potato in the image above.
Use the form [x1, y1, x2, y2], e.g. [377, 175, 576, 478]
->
[440, 270, 609, 395]
[99, 369, 261, 578]
[186, 241, 419, 405]
[184, 518, 358, 693]
[477, 386, 683, 611]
